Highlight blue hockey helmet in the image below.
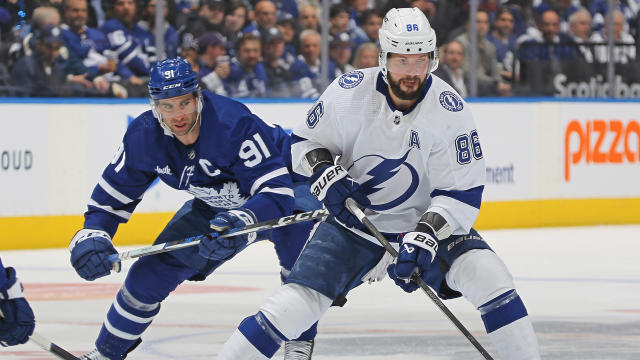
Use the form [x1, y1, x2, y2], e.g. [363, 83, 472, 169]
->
[148, 57, 199, 100]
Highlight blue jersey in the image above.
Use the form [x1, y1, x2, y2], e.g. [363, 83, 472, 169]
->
[60, 25, 111, 78]
[225, 58, 268, 98]
[100, 19, 151, 79]
[83, 90, 295, 237]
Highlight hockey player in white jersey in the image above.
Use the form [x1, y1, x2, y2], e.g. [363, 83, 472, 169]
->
[218, 7, 540, 360]
[68, 57, 318, 359]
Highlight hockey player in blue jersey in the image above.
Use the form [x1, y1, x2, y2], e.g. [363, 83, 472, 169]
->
[0, 257, 35, 347]
[69, 57, 317, 359]
[218, 8, 541, 360]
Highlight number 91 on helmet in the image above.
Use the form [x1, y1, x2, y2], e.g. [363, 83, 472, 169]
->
[148, 57, 203, 136]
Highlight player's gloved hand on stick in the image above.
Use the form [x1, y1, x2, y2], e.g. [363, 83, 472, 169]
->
[387, 231, 439, 293]
[0, 267, 35, 346]
[198, 209, 257, 261]
[309, 164, 370, 229]
[69, 229, 120, 281]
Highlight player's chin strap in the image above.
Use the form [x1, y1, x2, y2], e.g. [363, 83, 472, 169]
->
[0, 310, 79, 360]
[344, 198, 495, 360]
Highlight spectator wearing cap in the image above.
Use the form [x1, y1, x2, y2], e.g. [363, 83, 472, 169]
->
[352, 9, 382, 50]
[329, 31, 354, 78]
[8, 5, 60, 66]
[138, 0, 179, 59]
[276, 16, 297, 64]
[224, 32, 267, 97]
[12, 24, 114, 96]
[261, 26, 292, 96]
[198, 31, 229, 95]
[221, 1, 250, 57]
[100, 0, 153, 90]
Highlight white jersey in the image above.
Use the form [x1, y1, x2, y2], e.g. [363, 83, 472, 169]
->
[291, 67, 485, 242]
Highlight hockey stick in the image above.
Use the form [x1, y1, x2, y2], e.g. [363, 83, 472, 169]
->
[109, 208, 329, 266]
[0, 311, 79, 359]
[344, 198, 495, 360]
[28, 332, 80, 360]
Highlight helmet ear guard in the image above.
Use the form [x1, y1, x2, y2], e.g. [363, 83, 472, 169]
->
[378, 7, 439, 83]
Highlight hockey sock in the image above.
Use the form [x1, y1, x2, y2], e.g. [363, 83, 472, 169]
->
[479, 290, 540, 360]
[95, 287, 160, 359]
[292, 322, 317, 342]
[237, 311, 287, 358]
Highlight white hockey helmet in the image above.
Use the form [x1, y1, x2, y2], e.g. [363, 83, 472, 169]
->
[378, 7, 438, 83]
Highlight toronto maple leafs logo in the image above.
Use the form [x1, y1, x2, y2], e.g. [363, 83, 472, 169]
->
[338, 71, 364, 89]
[186, 182, 249, 208]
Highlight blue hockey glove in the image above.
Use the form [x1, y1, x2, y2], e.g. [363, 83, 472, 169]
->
[309, 165, 370, 229]
[0, 267, 35, 347]
[387, 231, 439, 293]
[69, 229, 120, 281]
[198, 209, 257, 261]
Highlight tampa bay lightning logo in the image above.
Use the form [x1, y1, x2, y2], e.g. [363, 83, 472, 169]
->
[439, 91, 464, 112]
[338, 71, 364, 89]
[355, 150, 419, 211]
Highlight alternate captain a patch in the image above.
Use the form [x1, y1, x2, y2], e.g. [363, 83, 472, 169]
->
[338, 71, 364, 89]
[439, 91, 464, 112]
[409, 130, 421, 149]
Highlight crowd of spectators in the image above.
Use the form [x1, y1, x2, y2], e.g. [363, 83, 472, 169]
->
[0, 0, 639, 98]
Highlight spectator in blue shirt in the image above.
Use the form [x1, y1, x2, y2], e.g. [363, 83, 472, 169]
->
[225, 33, 267, 97]
[352, 9, 382, 50]
[101, 0, 151, 88]
[487, 7, 517, 81]
[138, 0, 179, 59]
[61, 0, 117, 80]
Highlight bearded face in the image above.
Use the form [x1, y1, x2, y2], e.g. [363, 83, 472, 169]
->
[387, 71, 429, 100]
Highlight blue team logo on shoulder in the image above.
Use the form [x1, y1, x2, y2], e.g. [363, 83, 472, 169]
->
[338, 71, 364, 89]
[439, 91, 464, 112]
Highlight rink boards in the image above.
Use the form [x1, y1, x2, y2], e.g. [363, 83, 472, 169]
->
[1, 98, 639, 249]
